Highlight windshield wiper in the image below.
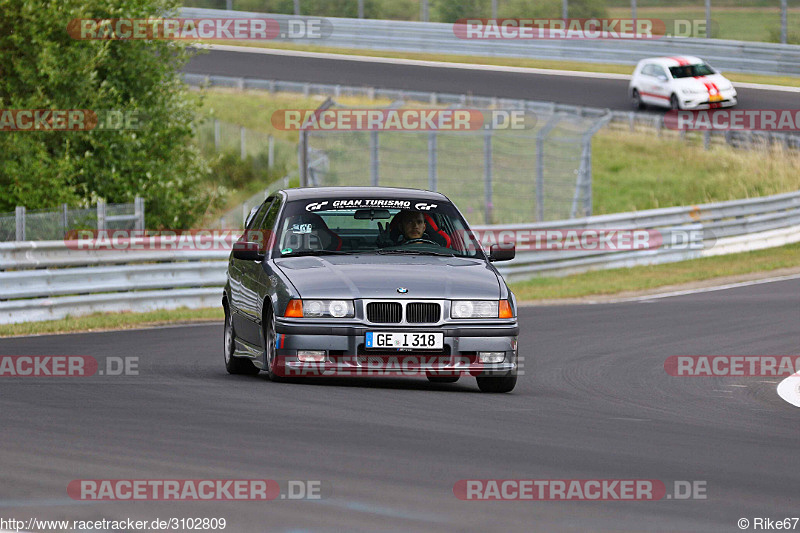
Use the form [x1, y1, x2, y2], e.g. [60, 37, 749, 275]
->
[280, 250, 356, 258]
[373, 249, 456, 257]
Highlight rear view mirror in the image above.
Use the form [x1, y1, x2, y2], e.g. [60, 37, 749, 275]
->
[489, 243, 515, 262]
[354, 208, 391, 220]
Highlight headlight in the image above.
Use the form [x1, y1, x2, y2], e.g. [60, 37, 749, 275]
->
[284, 299, 354, 318]
[451, 300, 499, 319]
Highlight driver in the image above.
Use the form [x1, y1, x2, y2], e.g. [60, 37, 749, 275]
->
[389, 209, 448, 247]
[398, 210, 426, 241]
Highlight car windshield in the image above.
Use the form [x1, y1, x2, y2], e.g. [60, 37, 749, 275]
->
[668, 63, 715, 78]
[273, 197, 485, 259]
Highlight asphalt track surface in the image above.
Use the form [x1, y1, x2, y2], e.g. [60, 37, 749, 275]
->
[184, 48, 800, 112]
[1, 279, 798, 532]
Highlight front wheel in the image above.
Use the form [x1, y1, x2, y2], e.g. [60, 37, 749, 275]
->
[670, 94, 681, 110]
[224, 310, 259, 375]
[263, 307, 284, 382]
[476, 372, 517, 393]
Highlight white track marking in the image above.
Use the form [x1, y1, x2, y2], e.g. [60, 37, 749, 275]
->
[202, 44, 800, 91]
[777, 373, 800, 408]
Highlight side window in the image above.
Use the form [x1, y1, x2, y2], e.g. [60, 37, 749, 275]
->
[641, 64, 654, 77]
[245, 198, 272, 232]
[653, 66, 668, 79]
[257, 197, 282, 252]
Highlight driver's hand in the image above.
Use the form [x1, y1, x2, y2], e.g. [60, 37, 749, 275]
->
[376, 222, 394, 247]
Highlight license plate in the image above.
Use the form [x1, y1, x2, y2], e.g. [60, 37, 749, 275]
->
[366, 332, 444, 350]
[709, 94, 723, 102]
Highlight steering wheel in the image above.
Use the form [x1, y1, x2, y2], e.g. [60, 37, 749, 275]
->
[400, 238, 439, 246]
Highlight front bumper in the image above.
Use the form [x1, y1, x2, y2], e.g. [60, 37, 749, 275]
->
[273, 319, 519, 378]
[680, 90, 737, 110]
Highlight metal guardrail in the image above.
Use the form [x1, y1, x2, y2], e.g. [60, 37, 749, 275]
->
[2, 190, 799, 324]
[180, 7, 800, 77]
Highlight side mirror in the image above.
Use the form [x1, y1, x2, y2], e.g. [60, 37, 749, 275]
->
[489, 243, 515, 262]
[233, 241, 265, 261]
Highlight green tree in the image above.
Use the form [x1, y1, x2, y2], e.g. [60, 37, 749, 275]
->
[0, 0, 213, 227]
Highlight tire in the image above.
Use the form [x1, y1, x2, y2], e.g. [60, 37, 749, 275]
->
[476, 371, 517, 393]
[632, 89, 645, 110]
[263, 305, 284, 382]
[670, 94, 681, 111]
[426, 373, 459, 384]
[224, 309, 260, 375]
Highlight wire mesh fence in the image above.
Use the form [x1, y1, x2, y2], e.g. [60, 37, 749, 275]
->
[194, 118, 296, 173]
[302, 103, 611, 225]
[0, 199, 144, 242]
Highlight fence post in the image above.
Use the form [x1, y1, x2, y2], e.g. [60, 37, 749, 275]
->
[62, 203, 68, 237]
[134, 197, 145, 230]
[97, 200, 106, 231]
[781, 0, 788, 44]
[370, 131, 379, 186]
[240, 126, 246, 161]
[298, 130, 308, 187]
[703, 130, 711, 150]
[268, 135, 275, 169]
[484, 131, 493, 224]
[428, 132, 437, 191]
[214, 119, 220, 151]
[15, 206, 25, 241]
[705, 0, 711, 38]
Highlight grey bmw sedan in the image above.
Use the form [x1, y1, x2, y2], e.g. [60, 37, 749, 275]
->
[223, 187, 519, 393]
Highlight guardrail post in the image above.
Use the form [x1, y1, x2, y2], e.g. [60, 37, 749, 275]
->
[240, 126, 246, 161]
[420, 0, 429, 22]
[703, 130, 711, 150]
[214, 119, 220, 151]
[134, 197, 145, 230]
[370, 131, 379, 186]
[268, 135, 275, 169]
[97, 200, 106, 231]
[15, 206, 25, 241]
[428, 132, 437, 191]
[358, 0, 364, 18]
[484, 131, 493, 224]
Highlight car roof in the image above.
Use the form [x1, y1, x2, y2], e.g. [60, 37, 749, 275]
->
[640, 56, 705, 67]
[279, 186, 449, 202]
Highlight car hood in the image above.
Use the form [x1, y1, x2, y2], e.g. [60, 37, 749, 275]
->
[672, 74, 732, 92]
[275, 255, 501, 300]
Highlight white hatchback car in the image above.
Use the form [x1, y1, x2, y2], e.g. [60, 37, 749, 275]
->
[629, 56, 737, 110]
